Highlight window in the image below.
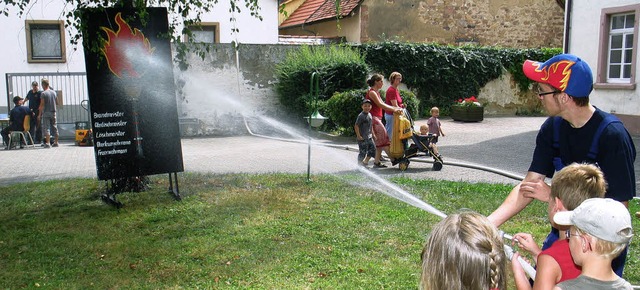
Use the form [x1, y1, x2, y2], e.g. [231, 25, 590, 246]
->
[596, 4, 640, 89]
[25, 20, 66, 63]
[608, 14, 634, 82]
[184, 23, 219, 44]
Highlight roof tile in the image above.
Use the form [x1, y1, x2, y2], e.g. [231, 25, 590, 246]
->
[280, 0, 361, 28]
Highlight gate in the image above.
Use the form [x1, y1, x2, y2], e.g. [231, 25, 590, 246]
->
[5, 72, 90, 139]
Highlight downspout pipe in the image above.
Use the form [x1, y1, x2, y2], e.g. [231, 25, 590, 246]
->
[563, 0, 572, 53]
[300, 22, 317, 37]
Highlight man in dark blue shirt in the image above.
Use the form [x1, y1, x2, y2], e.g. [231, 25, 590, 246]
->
[1, 96, 33, 149]
[488, 54, 636, 277]
[24, 81, 42, 143]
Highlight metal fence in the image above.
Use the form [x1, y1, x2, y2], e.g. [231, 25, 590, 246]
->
[5, 72, 90, 124]
[5, 72, 90, 140]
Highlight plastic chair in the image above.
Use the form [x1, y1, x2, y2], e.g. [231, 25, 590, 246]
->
[7, 115, 35, 149]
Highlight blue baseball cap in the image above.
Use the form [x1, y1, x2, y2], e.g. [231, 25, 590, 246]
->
[522, 54, 594, 98]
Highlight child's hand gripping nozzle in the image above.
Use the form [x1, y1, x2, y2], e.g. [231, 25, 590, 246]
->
[499, 231, 537, 280]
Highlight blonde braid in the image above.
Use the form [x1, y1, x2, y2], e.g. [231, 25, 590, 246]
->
[488, 237, 506, 290]
[420, 211, 507, 290]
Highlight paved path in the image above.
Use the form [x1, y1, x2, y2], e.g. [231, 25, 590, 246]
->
[1, 116, 639, 196]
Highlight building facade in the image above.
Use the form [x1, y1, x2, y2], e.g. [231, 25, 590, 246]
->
[567, 0, 640, 133]
[0, 0, 279, 111]
[279, 0, 564, 48]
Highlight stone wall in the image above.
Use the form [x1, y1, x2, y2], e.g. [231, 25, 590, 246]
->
[362, 0, 564, 48]
[479, 72, 541, 116]
[176, 43, 532, 136]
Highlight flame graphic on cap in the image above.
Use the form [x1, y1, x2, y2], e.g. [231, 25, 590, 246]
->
[100, 13, 155, 78]
[529, 60, 574, 92]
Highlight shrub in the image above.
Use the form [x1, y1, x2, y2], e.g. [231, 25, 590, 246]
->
[325, 88, 420, 136]
[324, 89, 367, 136]
[275, 45, 369, 121]
[360, 42, 561, 114]
[381, 88, 420, 120]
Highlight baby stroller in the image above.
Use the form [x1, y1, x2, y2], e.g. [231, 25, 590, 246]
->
[388, 110, 444, 171]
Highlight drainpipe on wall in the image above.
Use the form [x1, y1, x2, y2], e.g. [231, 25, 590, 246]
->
[563, 0, 572, 53]
[301, 22, 317, 37]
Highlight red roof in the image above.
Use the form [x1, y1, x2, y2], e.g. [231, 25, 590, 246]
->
[280, 0, 362, 28]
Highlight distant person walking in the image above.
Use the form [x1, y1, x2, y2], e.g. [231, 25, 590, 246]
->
[354, 99, 376, 167]
[38, 78, 58, 148]
[365, 74, 402, 168]
[426, 106, 444, 158]
[384, 72, 404, 139]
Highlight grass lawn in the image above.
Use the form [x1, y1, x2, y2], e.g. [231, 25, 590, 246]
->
[0, 173, 638, 288]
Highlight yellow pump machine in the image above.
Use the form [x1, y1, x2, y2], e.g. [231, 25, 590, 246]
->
[75, 100, 93, 146]
[388, 110, 443, 171]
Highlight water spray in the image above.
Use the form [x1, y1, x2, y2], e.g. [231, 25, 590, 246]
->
[357, 166, 536, 279]
[242, 116, 537, 280]
[356, 167, 447, 219]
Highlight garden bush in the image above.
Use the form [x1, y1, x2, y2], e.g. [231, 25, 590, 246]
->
[360, 42, 561, 115]
[275, 45, 369, 121]
[382, 88, 420, 120]
[325, 88, 419, 136]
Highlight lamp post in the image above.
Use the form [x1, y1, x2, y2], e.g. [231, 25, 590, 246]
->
[305, 72, 327, 182]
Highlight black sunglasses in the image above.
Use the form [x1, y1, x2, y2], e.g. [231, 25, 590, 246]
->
[537, 90, 560, 97]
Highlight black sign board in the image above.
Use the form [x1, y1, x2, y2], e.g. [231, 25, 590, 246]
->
[82, 8, 184, 180]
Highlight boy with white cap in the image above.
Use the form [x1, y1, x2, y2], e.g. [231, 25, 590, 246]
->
[552, 198, 633, 290]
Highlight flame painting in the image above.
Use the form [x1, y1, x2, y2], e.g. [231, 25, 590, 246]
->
[527, 60, 574, 92]
[100, 13, 155, 78]
[83, 8, 184, 181]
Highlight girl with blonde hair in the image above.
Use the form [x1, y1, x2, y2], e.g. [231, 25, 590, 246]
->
[421, 211, 507, 290]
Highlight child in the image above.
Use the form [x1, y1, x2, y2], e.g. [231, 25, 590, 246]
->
[416, 124, 437, 156]
[511, 163, 606, 290]
[421, 211, 507, 290]
[354, 99, 376, 167]
[426, 107, 444, 158]
[419, 124, 429, 136]
[553, 198, 633, 290]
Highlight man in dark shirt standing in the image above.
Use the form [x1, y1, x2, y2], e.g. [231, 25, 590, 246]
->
[24, 81, 42, 144]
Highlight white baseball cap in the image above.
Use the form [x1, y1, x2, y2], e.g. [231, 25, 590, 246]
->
[553, 198, 633, 244]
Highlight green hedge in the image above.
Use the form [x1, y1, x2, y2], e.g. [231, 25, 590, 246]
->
[361, 42, 561, 115]
[274, 42, 562, 134]
[275, 45, 369, 121]
[325, 89, 419, 136]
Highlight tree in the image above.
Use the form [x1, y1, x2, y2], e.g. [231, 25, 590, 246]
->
[1, 0, 262, 68]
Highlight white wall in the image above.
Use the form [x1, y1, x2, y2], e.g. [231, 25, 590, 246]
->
[196, 0, 279, 44]
[0, 1, 86, 109]
[0, 0, 279, 108]
[568, 0, 640, 116]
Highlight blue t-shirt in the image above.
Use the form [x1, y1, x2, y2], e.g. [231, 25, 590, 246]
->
[9, 105, 32, 131]
[529, 108, 636, 202]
